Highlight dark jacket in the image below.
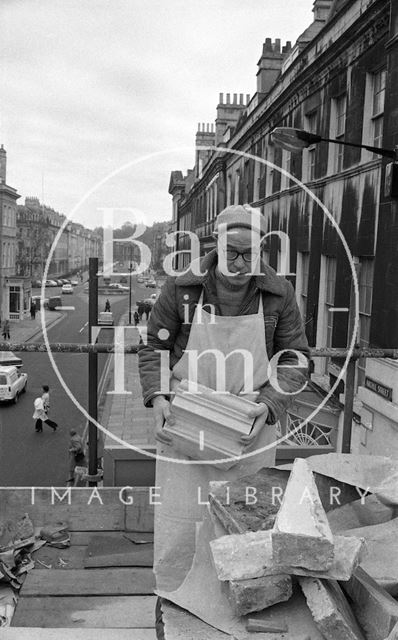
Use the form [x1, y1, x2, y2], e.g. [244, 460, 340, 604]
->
[138, 250, 310, 424]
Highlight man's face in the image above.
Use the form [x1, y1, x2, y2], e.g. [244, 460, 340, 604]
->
[217, 227, 261, 285]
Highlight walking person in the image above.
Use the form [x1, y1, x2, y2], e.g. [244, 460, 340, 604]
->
[67, 429, 86, 484]
[33, 396, 58, 432]
[2, 319, 10, 341]
[30, 301, 36, 320]
[133, 310, 140, 326]
[104, 299, 111, 312]
[137, 302, 145, 321]
[41, 385, 51, 412]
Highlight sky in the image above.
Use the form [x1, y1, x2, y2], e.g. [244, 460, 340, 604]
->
[2, 0, 314, 230]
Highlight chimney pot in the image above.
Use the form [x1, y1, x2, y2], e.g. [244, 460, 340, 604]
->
[246, 94, 250, 104]
[233, 93, 237, 104]
[275, 38, 281, 52]
[239, 93, 243, 104]
[226, 93, 230, 104]
[219, 92, 223, 104]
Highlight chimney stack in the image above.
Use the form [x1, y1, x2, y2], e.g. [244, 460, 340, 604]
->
[312, 0, 333, 21]
[0, 145, 6, 184]
[256, 37, 292, 94]
[215, 93, 249, 146]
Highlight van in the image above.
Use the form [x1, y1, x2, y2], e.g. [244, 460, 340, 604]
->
[48, 296, 62, 310]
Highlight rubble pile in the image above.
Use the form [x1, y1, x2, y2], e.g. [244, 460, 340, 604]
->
[0, 514, 70, 627]
[208, 458, 398, 640]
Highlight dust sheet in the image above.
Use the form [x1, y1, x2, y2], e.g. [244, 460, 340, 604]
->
[307, 454, 398, 506]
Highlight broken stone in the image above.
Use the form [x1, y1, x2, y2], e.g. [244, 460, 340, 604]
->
[210, 530, 364, 582]
[341, 567, 398, 640]
[224, 574, 292, 616]
[300, 577, 365, 640]
[272, 458, 334, 571]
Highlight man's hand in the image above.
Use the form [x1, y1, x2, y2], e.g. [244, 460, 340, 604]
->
[152, 395, 175, 445]
[240, 402, 269, 451]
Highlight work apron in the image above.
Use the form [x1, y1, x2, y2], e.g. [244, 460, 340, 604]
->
[155, 291, 276, 590]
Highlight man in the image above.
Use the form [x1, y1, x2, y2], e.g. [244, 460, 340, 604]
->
[67, 429, 86, 484]
[138, 204, 309, 588]
[33, 394, 58, 432]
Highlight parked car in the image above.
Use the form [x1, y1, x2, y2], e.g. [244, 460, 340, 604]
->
[137, 276, 145, 284]
[0, 351, 22, 368]
[48, 296, 62, 310]
[62, 283, 73, 294]
[31, 279, 42, 288]
[61, 279, 71, 285]
[108, 283, 129, 291]
[43, 279, 58, 287]
[97, 311, 114, 326]
[145, 280, 157, 288]
[0, 366, 28, 404]
[119, 276, 128, 283]
[70, 279, 78, 286]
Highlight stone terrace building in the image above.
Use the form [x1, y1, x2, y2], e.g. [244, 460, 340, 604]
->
[169, 0, 398, 456]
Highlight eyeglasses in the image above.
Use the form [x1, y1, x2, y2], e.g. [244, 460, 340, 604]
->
[221, 247, 260, 263]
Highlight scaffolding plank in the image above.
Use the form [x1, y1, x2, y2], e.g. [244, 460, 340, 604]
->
[20, 568, 155, 596]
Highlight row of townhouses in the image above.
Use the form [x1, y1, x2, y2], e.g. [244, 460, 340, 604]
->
[169, 0, 398, 456]
[0, 146, 102, 322]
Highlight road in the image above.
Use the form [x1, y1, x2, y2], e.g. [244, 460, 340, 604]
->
[0, 278, 151, 486]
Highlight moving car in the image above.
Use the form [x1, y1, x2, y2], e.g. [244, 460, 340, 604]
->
[48, 296, 62, 310]
[31, 295, 48, 310]
[107, 283, 129, 292]
[145, 280, 157, 288]
[97, 311, 114, 326]
[0, 366, 28, 404]
[62, 283, 73, 294]
[70, 279, 79, 286]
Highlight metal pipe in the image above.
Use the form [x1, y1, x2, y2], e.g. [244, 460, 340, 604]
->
[1, 344, 397, 358]
[88, 257, 98, 487]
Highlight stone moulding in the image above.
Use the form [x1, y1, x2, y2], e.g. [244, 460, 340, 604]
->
[164, 379, 257, 463]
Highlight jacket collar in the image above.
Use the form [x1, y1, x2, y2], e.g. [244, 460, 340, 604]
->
[175, 249, 285, 296]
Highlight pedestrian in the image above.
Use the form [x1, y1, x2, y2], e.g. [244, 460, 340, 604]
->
[30, 301, 36, 320]
[137, 302, 145, 320]
[33, 396, 58, 432]
[144, 302, 152, 320]
[2, 319, 10, 341]
[138, 203, 310, 591]
[67, 429, 86, 484]
[41, 385, 51, 412]
[104, 299, 111, 312]
[133, 310, 140, 326]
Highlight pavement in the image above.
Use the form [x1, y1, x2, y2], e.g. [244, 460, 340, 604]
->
[98, 312, 155, 483]
[5, 311, 64, 344]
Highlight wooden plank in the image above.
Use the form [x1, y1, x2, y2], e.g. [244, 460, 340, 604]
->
[11, 595, 157, 628]
[0, 489, 125, 531]
[340, 567, 398, 640]
[70, 531, 153, 545]
[33, 545, 86, 569]
[1, 628, 157, 639]
[20, 568, 155, 596]
[84, 534, 153, 567]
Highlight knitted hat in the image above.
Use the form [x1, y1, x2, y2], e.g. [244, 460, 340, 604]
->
[213, 204, 267, 236]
